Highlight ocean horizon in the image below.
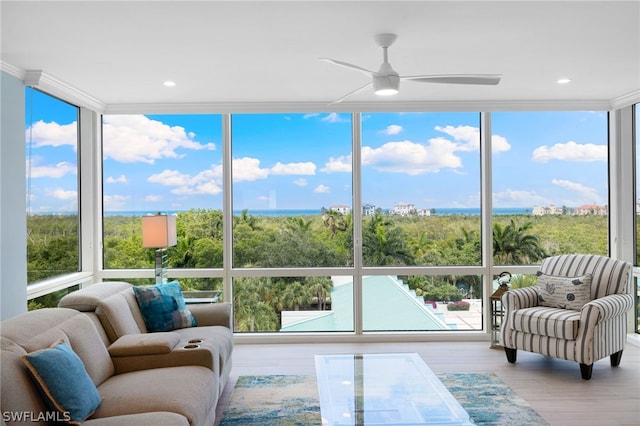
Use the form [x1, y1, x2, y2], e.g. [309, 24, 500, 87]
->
[100, 207, 532, 217]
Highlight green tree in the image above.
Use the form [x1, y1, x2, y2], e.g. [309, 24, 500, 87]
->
[493, 219, 547, 265]
[362, 213, 413, 266]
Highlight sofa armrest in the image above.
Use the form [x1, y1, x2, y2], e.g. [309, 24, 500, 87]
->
[581, 293, 634, 323]
[188, 302, 232, 329]
[108, 332, 180, 356]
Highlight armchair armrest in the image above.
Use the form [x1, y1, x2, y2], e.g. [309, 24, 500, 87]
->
[581, 293, 634, 323]
[188, 302, 232, 329]
[501, 286, 539, 312]
[108, 332, 179, 357]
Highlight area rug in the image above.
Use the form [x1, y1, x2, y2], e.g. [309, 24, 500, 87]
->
[219, 373, 549, 425]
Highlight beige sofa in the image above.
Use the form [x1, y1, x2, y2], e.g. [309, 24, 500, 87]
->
[1, 282, 234, 425]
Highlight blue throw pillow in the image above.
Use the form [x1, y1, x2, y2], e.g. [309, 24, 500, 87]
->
[133, 281, 197, 332]
[21, 340, 102, 424]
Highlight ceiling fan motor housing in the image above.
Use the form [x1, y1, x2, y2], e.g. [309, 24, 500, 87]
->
[373, 74, 400, 95]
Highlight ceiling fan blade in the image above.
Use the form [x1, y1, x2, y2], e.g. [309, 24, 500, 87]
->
[320, 58, 375, 76]
[402, 74, 502, 85]
[332, 81, 373, 104]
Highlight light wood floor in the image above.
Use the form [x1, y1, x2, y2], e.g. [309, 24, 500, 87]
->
[215, 339, 640, 426]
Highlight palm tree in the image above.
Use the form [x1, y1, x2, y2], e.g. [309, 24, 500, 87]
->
[305, 276, 333, 310]
[362, 212, 413, 266]
[321, 208, 347, 239]
[493, 219, 547, 264]
[280, 280, 309, 311]
[234, 209, 261, 231]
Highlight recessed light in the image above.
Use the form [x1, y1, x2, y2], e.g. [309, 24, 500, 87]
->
[557, 78, 571, 84]
[163, 80, 176, 87]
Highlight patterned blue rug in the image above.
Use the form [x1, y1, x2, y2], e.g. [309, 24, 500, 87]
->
[220, 373, 549, 425]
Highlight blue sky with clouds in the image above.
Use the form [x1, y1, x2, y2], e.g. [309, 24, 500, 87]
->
[26, 88, 615, 214]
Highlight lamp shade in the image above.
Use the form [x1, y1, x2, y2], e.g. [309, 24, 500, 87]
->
[142, 214, 177, 248]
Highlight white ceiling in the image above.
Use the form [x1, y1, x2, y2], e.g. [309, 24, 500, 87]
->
[1, 1, 639, 111]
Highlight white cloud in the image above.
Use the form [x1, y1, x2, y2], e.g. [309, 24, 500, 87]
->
[232, 157, 270, 182]
[382, 125, 403, 135]
[106, 175, 127, 184]
[148, 166, 223, 195]
[362, 139, 462, 175]
[148, 169, 193, 186]
[322, 113, 347, 123]
[321, 156, 352, 173]
[532, 141, 606, 162]
[27, 121, 77, 148]
[102, 115, 216, 164]
[103, 194, 130, 210]
[271, 161, 316, 175]
[28, 160, 76, 178]
[144, 195, 162, 202]
[552, 179, 602, 203]
[172, 181, 222, 195]
[48, 188, 77, 200]
[493, 189, 549, 207]
[314, 184, 331, 193]
[293, 178, 308, 187]
[435, 125, 511, 153]
[303, 113, 320, 119]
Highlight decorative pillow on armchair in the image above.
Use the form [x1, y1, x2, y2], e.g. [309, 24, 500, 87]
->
[133, 281, 197, 332]
[535, 272, 592, 310]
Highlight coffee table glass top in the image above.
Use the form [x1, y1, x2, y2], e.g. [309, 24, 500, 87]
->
[314, 353, 473, 425]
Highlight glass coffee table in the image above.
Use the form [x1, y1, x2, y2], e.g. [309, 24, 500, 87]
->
[315, 353, 473, 425]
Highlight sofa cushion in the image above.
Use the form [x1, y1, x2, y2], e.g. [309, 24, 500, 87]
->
[21, 340, 102, 424]
[59, 282, 134, 312]
[535, 272, 592, 310]
[97, 290, 148, 341]
[510, 306, 582, 340]
[93, 366, 217, 426]
[133, 282, 196, 332]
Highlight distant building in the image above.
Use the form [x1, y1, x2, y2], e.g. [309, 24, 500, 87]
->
[574, 204, 607, 215]
[330, 205, 350, 215]
[362, 203, 376, 216]
[532, 204, 563, 216]
[416, 208, 432, 217]
[392, 202, 415, 216]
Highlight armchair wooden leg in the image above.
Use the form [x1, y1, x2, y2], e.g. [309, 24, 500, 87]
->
[579, 363, 593, 380]
[610, 350, 623, 367]
[504, 347, 517, 363]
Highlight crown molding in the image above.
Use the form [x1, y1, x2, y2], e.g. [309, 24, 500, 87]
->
[104, 99, 615, 115]
[24, 70, 106, 113]
[2, 62, 106, 112]
[610, 90, 640, 110]
[1, 61, 26, 79]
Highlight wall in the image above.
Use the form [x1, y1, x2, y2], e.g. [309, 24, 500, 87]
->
[1, 70, 27, 319]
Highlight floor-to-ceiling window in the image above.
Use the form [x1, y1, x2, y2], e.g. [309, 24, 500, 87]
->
[231, 113, 353, 332]
[360, 112, 483, 331]
[491, 111, 609, 295]
[25, 88, 80, 309]
[102, 114, 224, 294]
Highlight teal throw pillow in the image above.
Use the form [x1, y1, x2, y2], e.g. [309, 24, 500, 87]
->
[21, 340, 102, 424]
[133, 281, 197, 332]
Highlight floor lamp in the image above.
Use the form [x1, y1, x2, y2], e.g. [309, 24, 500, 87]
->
[142, 214, 177, 284]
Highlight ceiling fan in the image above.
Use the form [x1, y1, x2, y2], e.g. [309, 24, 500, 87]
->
[320, 33, 502, 103]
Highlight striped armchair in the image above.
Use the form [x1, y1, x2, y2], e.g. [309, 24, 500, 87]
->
[501, 254, 633, 380]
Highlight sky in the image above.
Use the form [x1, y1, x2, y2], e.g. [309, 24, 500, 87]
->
[26, 88, 625, 214]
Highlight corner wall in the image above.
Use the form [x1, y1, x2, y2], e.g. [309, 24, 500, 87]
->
[1, 70, 27, 319]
